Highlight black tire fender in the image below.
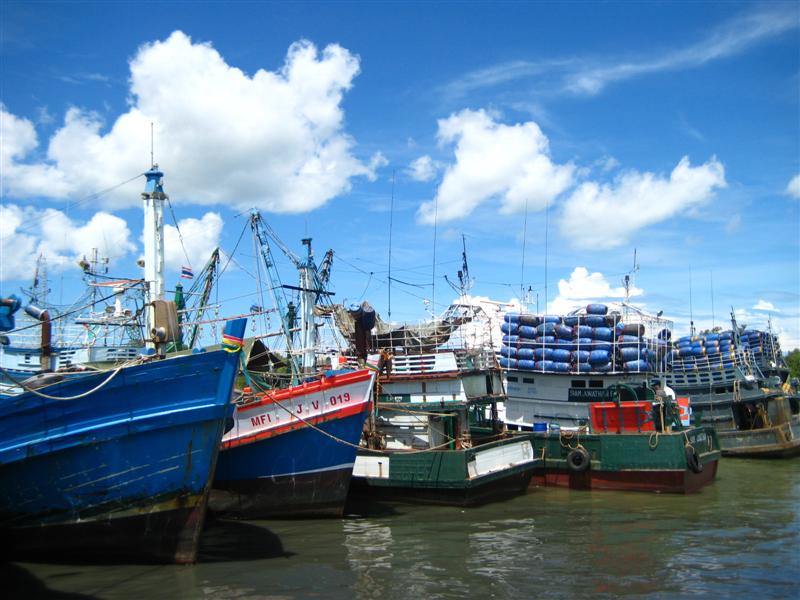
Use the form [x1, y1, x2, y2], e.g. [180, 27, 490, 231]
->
[566, 447, 590, 472]
[685, 445, 703, 474]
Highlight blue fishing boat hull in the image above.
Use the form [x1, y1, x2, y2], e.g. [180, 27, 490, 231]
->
[0, 319, 246, 563]
[212, 410, 369, 518]
[211, 369, 375, 518]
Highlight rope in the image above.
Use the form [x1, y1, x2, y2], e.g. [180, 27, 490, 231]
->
[558, 428, 587, 451]
[682, 430, 696, 454]
[375, 402, 458, 417]
[0, 358, 140, 400]
[244, 379, 466, 455]
[360, 437, 464, 455]
[246, 379, 367, 452]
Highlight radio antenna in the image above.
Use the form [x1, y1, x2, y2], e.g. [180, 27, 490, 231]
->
[689, 265, 695, 336]
[520, 197, 529, 308]
[387, 170, 395, 319]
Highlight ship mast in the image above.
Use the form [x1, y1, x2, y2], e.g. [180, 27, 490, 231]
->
[141, 165, 167, 349]
[299, 239, 317, 374]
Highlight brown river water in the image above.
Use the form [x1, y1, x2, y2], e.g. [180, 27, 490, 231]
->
[5, 457, 798, 599]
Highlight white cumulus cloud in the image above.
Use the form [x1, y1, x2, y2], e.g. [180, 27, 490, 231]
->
[407, 155, 440, 182]
[559, 156, 726, 249]
[734, 307, 798, 350]
[0, 107, 72, 198]
[547, 267, 642, 314]
[786, 174, 800, 199]
[752, 299, 778, 312]
[417, 109, 574, 224]
[1, 32, 381, 212]
[0, 205, 135, 281]
[164, 212, 224, 271]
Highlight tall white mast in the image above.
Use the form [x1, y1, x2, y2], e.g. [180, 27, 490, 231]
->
[141, 165, 167, 348]
[299, 238, 316, 373]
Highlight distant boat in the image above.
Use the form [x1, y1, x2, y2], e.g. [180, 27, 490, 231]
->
[0, 253, 143, 383]
[0, 245, 222, 384]
[0, 165, 247, 563]
[663, 313, 800, 458]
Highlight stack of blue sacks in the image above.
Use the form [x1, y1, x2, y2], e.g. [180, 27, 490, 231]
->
[671, 331, 737, 371]
[500, 303, 651, 373]
[740, 329, 781, 367]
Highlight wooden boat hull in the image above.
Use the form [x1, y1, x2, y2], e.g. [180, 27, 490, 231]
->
[0, 493, 209, 564]
[521, 426, 721, 494]
[0, 320, 245, 564]
[349, 437, 541, 507]
[717, 417, 800, 458]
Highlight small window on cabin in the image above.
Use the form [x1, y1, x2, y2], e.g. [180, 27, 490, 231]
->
[507, 376, 518, 382]
[589, 380, 603, 389]
[523, 377, 535, 384]
[571, 380, 586, 388]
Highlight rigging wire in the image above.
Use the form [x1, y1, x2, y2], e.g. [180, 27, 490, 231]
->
[431, 194, 439, 315]
[358, 272, 374, 302]
[3, 288, 141, 335]
[333, 252, 435, 306]
[218, 221, 253, 279]
[165, 195, 193, 270]
[13, 173, 146, 236]
[388, 170, 395, 318]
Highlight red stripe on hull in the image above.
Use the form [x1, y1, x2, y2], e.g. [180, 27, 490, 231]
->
[237, 369, 373, 412]
[222, 401, 369, 449]
[531, 460, 718, 494]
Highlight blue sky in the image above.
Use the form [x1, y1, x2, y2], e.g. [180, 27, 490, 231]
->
[1, 1, 798, 347]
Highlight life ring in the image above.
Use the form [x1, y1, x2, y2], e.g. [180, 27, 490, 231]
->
[685, 445, 703, 474]
[566, 447, 590, 472]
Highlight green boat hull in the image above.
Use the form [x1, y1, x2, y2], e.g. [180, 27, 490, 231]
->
[516, 427, 721, 494]
[349, 437, 541, 507]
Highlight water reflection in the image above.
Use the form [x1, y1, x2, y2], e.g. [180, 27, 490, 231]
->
[9, 459, 800, 599]
[344, 520, 394, 599]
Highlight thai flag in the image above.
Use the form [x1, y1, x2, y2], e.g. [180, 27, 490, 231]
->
[181, 266, 194, 279]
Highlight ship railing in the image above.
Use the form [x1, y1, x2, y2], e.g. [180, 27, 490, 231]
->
[7, 312, 140, 351]
[454, 348, 499, 372]
[342, 346, 498, 376]
[665, 349, 766, 387]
